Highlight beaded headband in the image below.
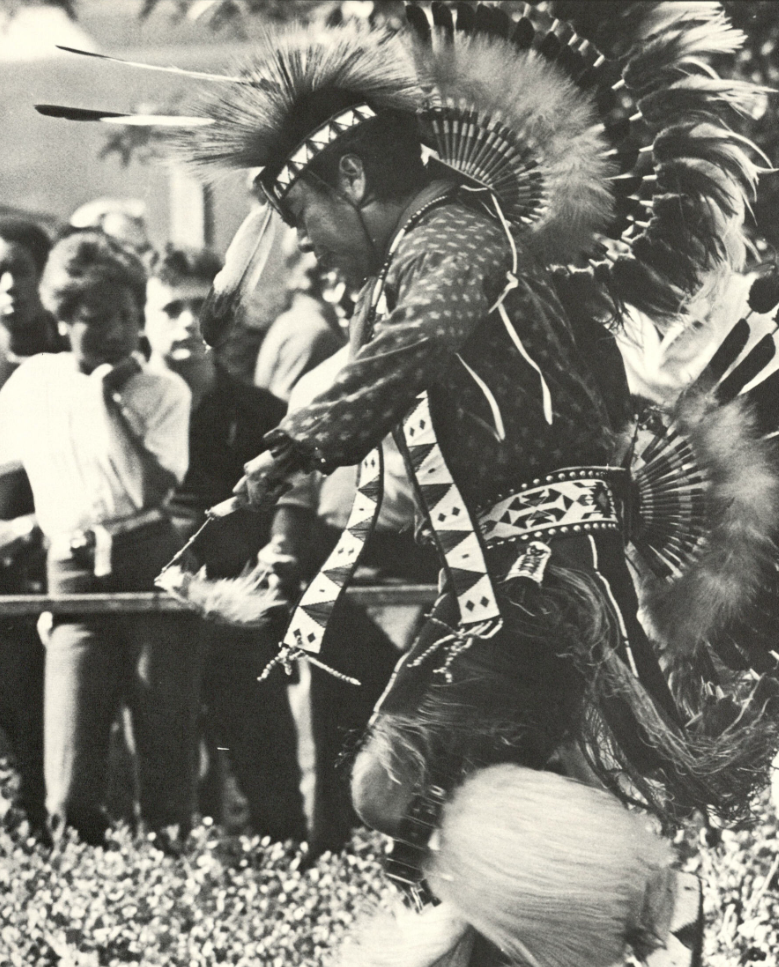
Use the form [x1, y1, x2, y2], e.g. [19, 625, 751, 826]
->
[259, 103, 377, 217]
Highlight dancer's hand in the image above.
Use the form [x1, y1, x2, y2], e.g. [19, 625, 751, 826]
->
[234, 451, 290, 511]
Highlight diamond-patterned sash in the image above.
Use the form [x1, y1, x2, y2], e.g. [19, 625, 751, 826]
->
[402, 393, 501, 627]
[281, 446, 384, 659]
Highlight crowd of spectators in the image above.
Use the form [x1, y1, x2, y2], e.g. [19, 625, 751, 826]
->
[0, 201, 433, 853]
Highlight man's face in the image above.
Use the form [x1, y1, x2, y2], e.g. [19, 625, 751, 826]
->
[144, 276, 210, 365]
[67, 287, 141, 373]
[0, 239, 42, 332]
[284, 179, 371, 288]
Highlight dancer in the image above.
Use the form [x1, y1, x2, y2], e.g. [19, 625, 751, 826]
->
[37, 4, 779, 964]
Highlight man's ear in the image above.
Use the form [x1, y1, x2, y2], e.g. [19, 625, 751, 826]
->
[337, 154, 367, 205]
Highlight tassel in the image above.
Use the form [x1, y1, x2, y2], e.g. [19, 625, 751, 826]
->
[257, 644, 361, 686]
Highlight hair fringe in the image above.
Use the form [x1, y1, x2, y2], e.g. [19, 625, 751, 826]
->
[174, 23, 421, 174]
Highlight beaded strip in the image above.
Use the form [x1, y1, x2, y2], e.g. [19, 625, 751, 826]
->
[401, 393, 502, 628]
[478, 467, 621, 548]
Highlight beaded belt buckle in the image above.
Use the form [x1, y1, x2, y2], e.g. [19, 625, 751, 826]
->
[477, 468, 621, 547]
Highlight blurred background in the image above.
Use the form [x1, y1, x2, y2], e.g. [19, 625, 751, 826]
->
[1, 1, 778, 253]
[0, 0, 406, 251]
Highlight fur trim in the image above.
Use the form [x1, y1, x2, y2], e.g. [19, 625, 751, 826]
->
[426, 764, 673, 967]
[335, 901, 473, 967]
[156, 562, 290, 629]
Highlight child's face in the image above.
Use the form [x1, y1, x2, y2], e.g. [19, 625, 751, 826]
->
[67, 287, 141, 373]
[0, 239, 42, 333]
[145, 276, 210, 365]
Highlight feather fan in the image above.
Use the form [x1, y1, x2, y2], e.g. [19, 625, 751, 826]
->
[406, 28, 616, 264]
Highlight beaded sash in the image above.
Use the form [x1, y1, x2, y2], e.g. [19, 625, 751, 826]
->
[401, 393, 501, 627]
[280, 447, 383, 663]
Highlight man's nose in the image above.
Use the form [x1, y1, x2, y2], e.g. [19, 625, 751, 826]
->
[297, 228, 314, 253]
[178, 307, 199, 333]
[0, 271, 15, 292]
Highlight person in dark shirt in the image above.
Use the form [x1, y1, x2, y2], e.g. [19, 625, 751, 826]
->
[145, 246, 305, 840]
[0, 218, 65, 835]
[0, 219, 65, 391]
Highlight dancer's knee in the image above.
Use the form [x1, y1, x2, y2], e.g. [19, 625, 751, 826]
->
[351, 735, 419, 837]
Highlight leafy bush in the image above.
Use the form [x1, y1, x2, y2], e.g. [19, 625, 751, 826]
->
[2, 756, 779, 967]
[0, 761, 393, 967]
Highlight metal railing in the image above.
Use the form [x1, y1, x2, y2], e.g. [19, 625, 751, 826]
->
[0, 585, 438, 616]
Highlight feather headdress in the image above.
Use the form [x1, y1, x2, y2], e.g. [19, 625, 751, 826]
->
[177, 23, 421, 191]
[546, 0, 769, 327]
[37, 2, 765, 337]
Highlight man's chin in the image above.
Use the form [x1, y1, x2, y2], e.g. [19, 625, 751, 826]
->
[170, 345, 206, 363]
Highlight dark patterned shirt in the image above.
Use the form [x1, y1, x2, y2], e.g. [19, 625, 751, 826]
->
[275, 192, 617, 512]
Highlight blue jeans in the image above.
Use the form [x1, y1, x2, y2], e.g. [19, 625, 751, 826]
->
[45, 525, 203, 845]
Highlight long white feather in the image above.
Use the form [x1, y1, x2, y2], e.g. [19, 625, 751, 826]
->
[199, 204, 277, 346]
[56, 45, 247, 83]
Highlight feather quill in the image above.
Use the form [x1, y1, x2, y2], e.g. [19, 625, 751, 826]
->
[35, 103, 213, 126]
[199, 204, 277, 347]
[55, 45, 248, 84]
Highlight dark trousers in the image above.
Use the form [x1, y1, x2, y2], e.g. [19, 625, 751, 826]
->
[309, 598, 403, 856]
[45, 530, 203, 845]
[0, 617, 46, 831]
[200, 622, 307, 843]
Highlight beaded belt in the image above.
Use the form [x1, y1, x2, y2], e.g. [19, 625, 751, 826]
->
[477, 468, 622, 548]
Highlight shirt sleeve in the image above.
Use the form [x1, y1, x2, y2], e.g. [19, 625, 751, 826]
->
[275, 469, 322, 513]
[146, 378, 190, 484]
[276, 244, 495, 470]
[255, 308, 344, 404]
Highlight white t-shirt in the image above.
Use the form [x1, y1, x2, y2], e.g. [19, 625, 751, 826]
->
[0, 352, 190, 541]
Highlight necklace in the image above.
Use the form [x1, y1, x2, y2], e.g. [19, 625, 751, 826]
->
[364, 192, 454, 340]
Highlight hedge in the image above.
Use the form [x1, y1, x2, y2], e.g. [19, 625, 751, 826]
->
[1, 756, 778, 967]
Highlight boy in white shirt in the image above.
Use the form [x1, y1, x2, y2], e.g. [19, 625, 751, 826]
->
[0, 230, 196, 846]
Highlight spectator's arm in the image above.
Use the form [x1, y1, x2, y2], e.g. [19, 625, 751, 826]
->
[101, 359, 190, 500]
[0, 367, 25, 465]
[0, 513, 39, 557]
